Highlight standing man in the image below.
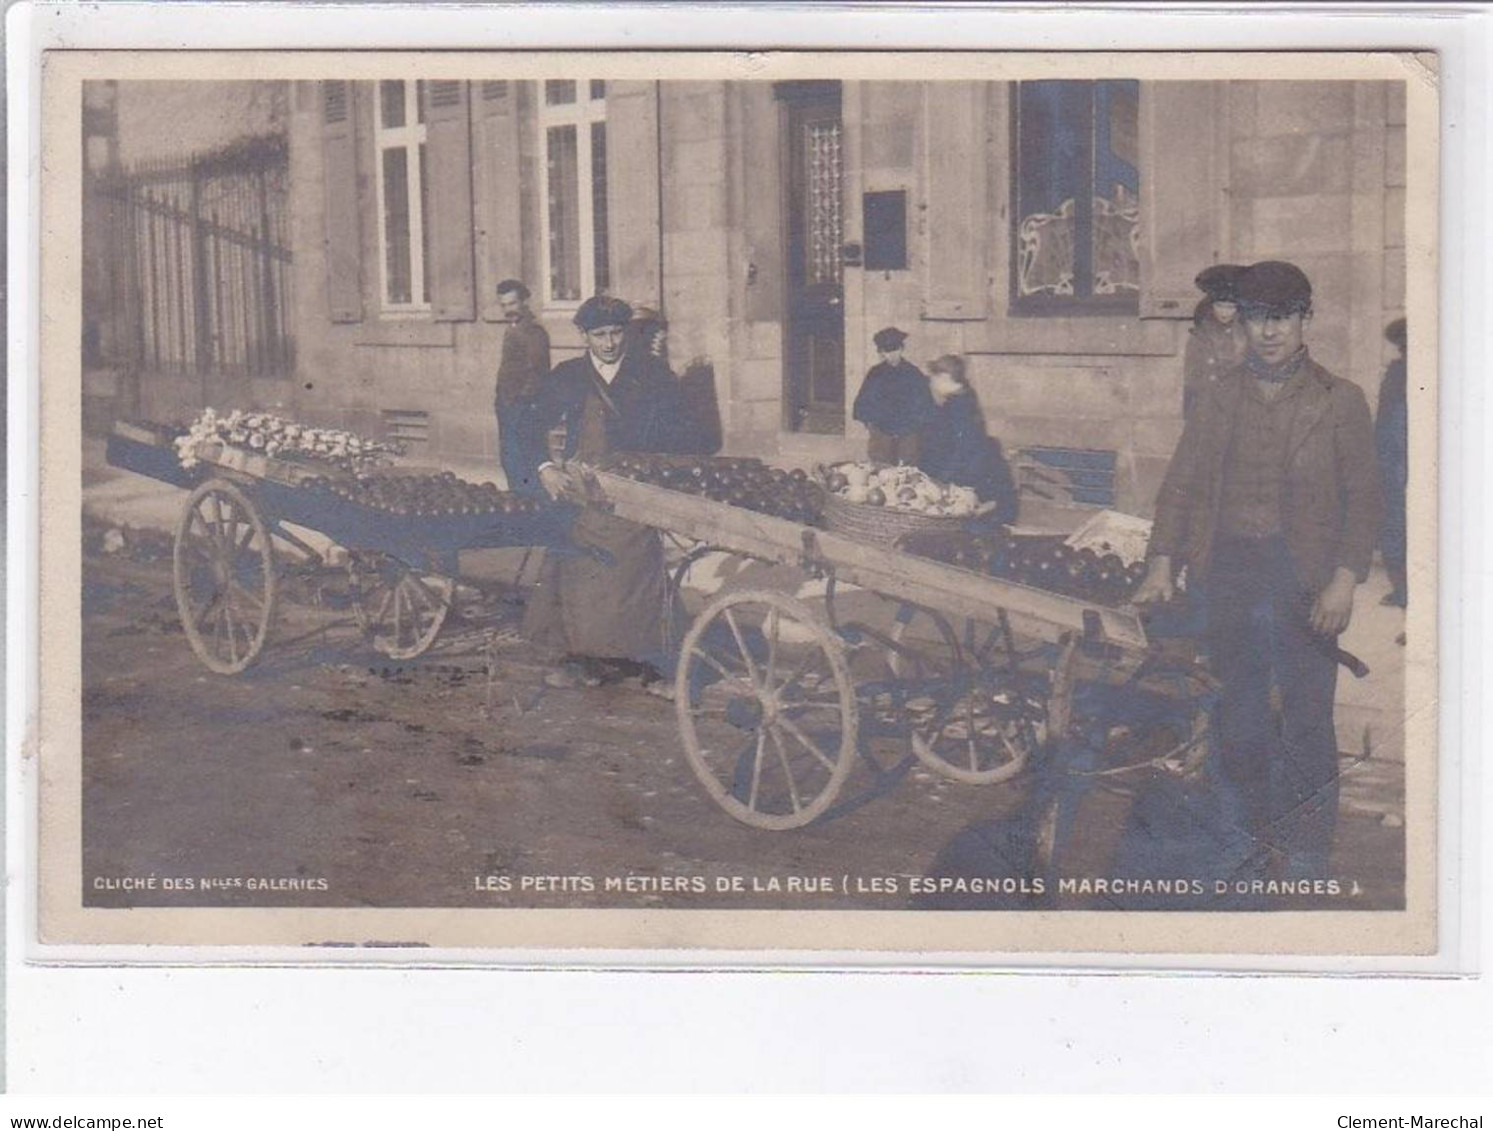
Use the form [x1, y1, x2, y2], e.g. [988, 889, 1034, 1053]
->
[1376, 317, 1409, 613]
[493, 278, 551, 496]
[520, 295, 686, 690]
[1134, 261, 1382, 882]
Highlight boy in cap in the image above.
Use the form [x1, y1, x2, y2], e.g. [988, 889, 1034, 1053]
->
[518, 295, 687, 691]
[1182, 264, 1248, 418]
[852, 327, 933, 464]
[1135, 260, 1382, 883]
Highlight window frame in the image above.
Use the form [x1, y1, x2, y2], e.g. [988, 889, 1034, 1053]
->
[1008, 79, 1141, 319]
[373, 79, 430, 315]
[536, 80, 610, 311]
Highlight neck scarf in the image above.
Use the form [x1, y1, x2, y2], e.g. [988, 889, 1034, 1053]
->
[1244, 345, 1308, 384]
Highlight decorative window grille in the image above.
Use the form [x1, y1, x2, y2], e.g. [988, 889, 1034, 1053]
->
[538, 79, 610, 307]
[1011, 80, 1140, 316]
[806, 120, 843, 287]
[374, 80, 430, 311]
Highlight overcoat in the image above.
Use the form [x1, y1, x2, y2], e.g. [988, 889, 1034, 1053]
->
[493, 316, 552, 408]
[1375, 356, 1409, 571]
[853, 360, 932, 463]
[1149, 356, 1383, 592]
[518, 348, 686, 662]
[915, 390, 1019, 525]
[1181, 313, 1247, 416]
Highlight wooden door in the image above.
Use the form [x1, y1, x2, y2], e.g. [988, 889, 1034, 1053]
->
[781, 86, 845, 434]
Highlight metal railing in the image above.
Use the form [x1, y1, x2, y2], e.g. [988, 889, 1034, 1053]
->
[98, 135, 295, 383]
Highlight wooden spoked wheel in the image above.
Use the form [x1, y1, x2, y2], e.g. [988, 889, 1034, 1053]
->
[905, 629, 1065, 787]
[347, 552, 454, 660]
[172, 478, 277, 675]
[908, 672, 1048, 785]
[884, 602, 961, 682]
[675, 590, 858, 830]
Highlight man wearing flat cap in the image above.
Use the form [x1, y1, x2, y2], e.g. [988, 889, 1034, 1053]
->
[1182, 264, 1248, 418]
[853, 326, 933, 464]
[519, 295, 687, 689]
[1136, 260, 1383, 882]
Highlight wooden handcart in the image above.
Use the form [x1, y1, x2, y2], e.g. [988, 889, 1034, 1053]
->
[106, 422, 568, 674]
[581, 465, 1217, 833]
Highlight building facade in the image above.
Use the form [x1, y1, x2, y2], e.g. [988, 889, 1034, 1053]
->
[265, 77, 1403, 518]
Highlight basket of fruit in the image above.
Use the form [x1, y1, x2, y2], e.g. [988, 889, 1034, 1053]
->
[819, 462, 981, 548]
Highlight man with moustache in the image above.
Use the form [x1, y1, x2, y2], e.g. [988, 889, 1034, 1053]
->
[519, 295, 686, 691]
[492, 278, 551, 496]
[1134, 261, 1382, 882]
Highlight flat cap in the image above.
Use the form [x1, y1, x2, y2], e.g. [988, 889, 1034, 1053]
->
[873, 326, 908, 351]
[574, 295, 633, 331]
[1237, 260, 1313, 317]
[1385, 317, 1407, 350]
[1194, 263, 1246, 303]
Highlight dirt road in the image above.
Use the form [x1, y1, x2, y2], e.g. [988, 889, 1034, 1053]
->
[78, 521, 1406, 915]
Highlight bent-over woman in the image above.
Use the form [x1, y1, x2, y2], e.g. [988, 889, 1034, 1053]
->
[915, 354, 1019, 526]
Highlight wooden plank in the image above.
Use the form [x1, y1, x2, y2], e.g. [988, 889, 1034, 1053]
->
[588, 470, 1149, 652]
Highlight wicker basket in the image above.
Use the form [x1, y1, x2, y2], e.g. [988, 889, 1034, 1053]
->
[822, 491, 967, 548]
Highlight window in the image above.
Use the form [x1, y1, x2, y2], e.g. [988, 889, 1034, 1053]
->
[1011, 80, 1140, 315]
[375, 80, 430, 310]
[538, 79, 610, 306]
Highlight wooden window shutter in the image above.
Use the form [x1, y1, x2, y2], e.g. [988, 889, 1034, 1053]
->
[923, 82, 990, 320]
[1139, 81, 1227, 318]
[320, 80, 363, 323]
[599, 80, 661, 311]
[475, 79, 524, 321]
[423, 80, 477, 321]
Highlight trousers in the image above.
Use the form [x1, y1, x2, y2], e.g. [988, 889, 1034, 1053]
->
[496, 401, 545, 497]
[1205, 536, 1341, 879]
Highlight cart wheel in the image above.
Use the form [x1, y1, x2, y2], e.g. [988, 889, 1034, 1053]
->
[885, 602, 961, 681]
[173, 478, 277, 675]
[348, 553, 454, 660]
[906, 622, 1061, 786]
[908, 671, 1048, 785]
[1046, 633, 1081, 744]
[675, 590, 858, 830]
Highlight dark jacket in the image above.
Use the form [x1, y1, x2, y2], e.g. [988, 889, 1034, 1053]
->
[916, 389, 1019, 524]
[522, 347, 685, 478]
[1182, 314, 1247, 418]
[494, 315, 552, 408]
[1149, 355, 1383, 591]
[1375, 357, 1408, 490]
[852, 360, 933, 436]
[1375, 356, 1408, 566]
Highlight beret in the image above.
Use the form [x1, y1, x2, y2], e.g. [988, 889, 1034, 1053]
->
[575, 295, 634, 331]
[1194, 263, 1246, 302]
[1237, 260, 1313, 316]
[873, 326, 908, 351]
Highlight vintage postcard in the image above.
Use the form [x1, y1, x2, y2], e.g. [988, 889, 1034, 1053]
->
[33, 48, 1439, 958]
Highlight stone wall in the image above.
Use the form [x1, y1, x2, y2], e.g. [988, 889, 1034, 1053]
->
[275, 77, 1406, 517]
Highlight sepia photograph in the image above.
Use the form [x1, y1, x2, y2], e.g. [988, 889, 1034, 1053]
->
[37, 50, 1438, 955]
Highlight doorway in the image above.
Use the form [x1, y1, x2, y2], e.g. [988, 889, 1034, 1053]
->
[778, 82, 845, 435]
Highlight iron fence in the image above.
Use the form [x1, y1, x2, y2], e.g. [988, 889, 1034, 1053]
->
[101, 135, 295, 383]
